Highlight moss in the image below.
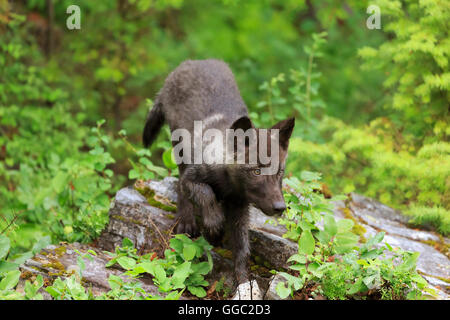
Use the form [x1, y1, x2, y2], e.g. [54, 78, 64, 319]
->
[213, 247, 233, 260]
[352, 224, 368, 243]
[166, 214, 175, 220]
[20, 270, 33, 280]
[40, 248, 78, 278]
[134, 183, 177, 212]
[253, 255, 263, 265]
[418, 270, 450, 287]
[43, 260, 66, 272]
[340, 207, 367, 243]
[435, 276, 450, 284]
[53, 245, 67, 257]
[80, 277, 89, 286]
[112, 214, 145, 226]
[250, 264, 271, 277]
[420, 238, 450, 258]
[43, 277, 53, 287]
[320, 183, 333, 199]
[30, 266, 42, 272]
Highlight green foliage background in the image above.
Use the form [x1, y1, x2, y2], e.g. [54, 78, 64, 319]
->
[0, 0, 448, 262]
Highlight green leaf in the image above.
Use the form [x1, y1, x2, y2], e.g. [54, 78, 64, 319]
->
[399, 252, 420, 272]
[140, 261, 155, 274]
[128, 169, 140, 179]
[298, 230, 315, 255]
[183, 244, 197, 261]
[347, 278, 364, 295]
[363, 274, 379, 289]
[316, 230, 331, 244]
[0, 234, 11, 260]
[300, 171, 321, 181]
[337, 219, 354, 233]
[153, 265, 166, 283]
[188, 286, 206, 298]
[289, 264, 307, 274]
[162, 148, 177, 170]
[117, 256, 136, 270]
[275, 281, 291, 299]
[287, 254, 307, 264]
[164, 289, 184, 300]
[12, 252, 33, 265]
[172, 261, 192, 288]
[51, 172, 69, 193]
[191, 262, 211, 275]
[45, 286, 61, 299]
[307, 262, 322, 277]
[360, 249, 381, 260]
[108, 274, 122, 290]
[334, 232, 359, 254]
[323, 215, 337, 237]
[0, 261, 19, 273]
[169, 238, 183, 253]
[32, 236, 51, 254]
[364, 232, 385, 250]
[410, 273, 428, 288]
[283, 177, 302, 192]
[121, 238, 134, 248]
[0, 270, 21, 290]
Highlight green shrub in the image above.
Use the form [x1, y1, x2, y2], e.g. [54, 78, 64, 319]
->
[274, 173, 434, 300]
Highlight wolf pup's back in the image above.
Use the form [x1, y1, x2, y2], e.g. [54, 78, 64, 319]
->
[143, 59, 248, 147]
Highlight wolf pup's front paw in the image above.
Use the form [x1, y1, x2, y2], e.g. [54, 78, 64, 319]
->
[176, 217, 199, 237]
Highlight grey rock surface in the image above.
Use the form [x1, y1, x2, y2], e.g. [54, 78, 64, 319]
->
[231, 280, 263, 300]
[332, 194, 449, 298]
[20, 178, 449, 300]
[19, 242, 162, 299]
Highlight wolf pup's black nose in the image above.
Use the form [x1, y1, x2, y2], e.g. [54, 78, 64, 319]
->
[273, 201, 286, 214]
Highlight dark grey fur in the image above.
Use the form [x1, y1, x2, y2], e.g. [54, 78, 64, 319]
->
[143, 59, 295, 285]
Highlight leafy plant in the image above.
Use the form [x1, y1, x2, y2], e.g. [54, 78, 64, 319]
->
[105, 235, 213, 298]
[274, 173, 433, 300]
[0, 233, 47, 300]
[118, 101, 171, 180]
[358, 0, 449, 144]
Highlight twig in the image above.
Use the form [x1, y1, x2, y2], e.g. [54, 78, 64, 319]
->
[147, 216, 170, 250]
[0, 210, 23, 235]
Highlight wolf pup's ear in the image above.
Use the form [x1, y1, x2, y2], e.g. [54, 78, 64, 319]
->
[271, 117, 295, 150]
[230, 116, 254, 151]
[230, 116, 254, 131]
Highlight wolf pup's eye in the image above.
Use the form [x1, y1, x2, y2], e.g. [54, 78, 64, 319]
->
[253, 168, 261, 176]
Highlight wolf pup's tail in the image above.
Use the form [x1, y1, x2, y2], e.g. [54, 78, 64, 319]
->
[143, 100, 165, 147]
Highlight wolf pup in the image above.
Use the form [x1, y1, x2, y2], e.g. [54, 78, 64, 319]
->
[143, 59, 295, 285]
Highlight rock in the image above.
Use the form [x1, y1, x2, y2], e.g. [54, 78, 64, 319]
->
[97, 185, 175, 253]
[20, 178, 450, 300]
[231, 280, 263, 300]
[333, 193, 450, 298]
[348, 194, 442, 243]
[96, 177, 298, 298]
[264, 274, 291, 300]
[148, 177, 179, 202]
[19, 242, 162, 299]
[98, 178, 298, 272]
